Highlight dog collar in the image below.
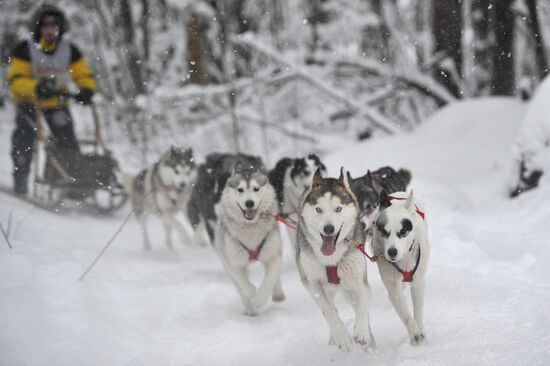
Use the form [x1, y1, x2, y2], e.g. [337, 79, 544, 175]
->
[389, 247, 421, 282]
[387, 195, 425, 220]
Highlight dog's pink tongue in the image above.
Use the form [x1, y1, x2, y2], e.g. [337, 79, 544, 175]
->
[321, 236, 336, 256]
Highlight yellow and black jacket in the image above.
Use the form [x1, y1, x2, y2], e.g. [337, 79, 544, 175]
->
[8, 38, 96, 109]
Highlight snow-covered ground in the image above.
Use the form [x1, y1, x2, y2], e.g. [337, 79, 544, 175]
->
[1, 98, 550, 365]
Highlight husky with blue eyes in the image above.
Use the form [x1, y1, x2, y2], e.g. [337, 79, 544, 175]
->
[372, 190, 430, 345]
[295, 167, 376, 352]
[214, 160, 285, 316]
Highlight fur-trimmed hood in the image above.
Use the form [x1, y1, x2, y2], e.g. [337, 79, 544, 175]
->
[29, 3, 68, 43]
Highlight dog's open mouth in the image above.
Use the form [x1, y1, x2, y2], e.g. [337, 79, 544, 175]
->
[240, 207, 257, 221]
[320, 227, 342, 256]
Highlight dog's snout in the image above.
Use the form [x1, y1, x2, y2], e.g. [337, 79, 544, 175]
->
[387, 247, 398, 258]
[245, 200, 255, 209]
[323, 224, 335, 235]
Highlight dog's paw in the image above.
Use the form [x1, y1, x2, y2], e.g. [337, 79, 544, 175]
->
[244, 308, 258, 317]
[252, 290, 270, 309]
[353, 331, 371, 346]
[190, 233, 209, 248]
[333, 332, 353, 352]
[272, 290, 286, 303]
[410, 333, 426, 345]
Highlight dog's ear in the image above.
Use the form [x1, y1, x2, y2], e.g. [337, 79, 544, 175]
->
[404, 190, 414, 210]
[312, 168, 323, 187]
[365, 170, 382, 192]
[346, 171, 354, 184]
[338, 167, 351, 190]
[379, 189, 392, 210]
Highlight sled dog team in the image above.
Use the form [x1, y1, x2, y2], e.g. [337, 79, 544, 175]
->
[122, 147, 430, 351]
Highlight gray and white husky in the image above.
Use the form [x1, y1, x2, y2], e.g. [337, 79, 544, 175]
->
[214, 161, 285, 316]
[372, 190, 430, 345]
[296, 168, 375, 352]
[187, 153, 264, 247]
[121, 147, 198, 250]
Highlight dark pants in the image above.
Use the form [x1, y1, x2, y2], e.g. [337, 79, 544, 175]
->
[11, 103, 79, 188]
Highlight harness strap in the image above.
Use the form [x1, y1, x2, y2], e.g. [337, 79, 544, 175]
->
[345, 237, 378, 262]
[240, 236, 268, 262]
[387, 195, 426, 220]
[390, 247, 422, 283]
[274, 213, 297, 230]
[152, 164, 179, 207]
[325, 266, 340, 285]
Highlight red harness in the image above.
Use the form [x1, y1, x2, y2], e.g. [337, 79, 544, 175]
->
[387, 195, 426, 220]
[325, 266, 340, 285]
[240, 237, 267, 262]
[389, 247, 422, 282]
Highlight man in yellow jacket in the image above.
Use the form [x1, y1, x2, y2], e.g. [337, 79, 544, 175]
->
[8, 4, 96, 196]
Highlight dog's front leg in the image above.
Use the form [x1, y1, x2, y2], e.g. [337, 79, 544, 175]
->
[162, 214, 192, 247]
[137, 214, 152, 250]
[190, 220, 210, 247]
[304, 281, 353, 352]
[159, 214, 174, 250]
[387, 284, 423, 345]
[411, 279, 426, 341]
[224, 263, 258, 316]
[272, 276, 286, 303]
[346, 281, 376, 351]
[253, 256, 283, 309]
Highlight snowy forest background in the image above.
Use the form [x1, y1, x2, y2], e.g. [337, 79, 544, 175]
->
[1, 2, 550, 364]
[0, 0, 549, 169]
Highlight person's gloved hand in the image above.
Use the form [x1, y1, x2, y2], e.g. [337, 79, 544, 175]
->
[74, 89, 94, 105]
[36, 77, 57, 100]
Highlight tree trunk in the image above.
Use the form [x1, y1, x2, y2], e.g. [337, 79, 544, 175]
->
[432, 0, 463, 97]
[270, 0, 284, 50]
[120, 0, 145, 95]
[186, 14, 207, 85]
[526, 0, 549, 79]
[141, 0, 151, 88]
[471, 0, 492, 95]
[362, 0, 390, 63]
[490, 0, 514, 95]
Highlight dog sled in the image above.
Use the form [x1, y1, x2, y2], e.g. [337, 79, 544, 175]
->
[22, 97, 127, 214]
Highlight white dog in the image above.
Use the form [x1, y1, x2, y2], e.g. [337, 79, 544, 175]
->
[214, 161, 285, 316]
[295, 168, 376, 352]
[372, 190, 430, 345]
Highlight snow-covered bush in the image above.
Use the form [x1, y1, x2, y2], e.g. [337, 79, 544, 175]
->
[509, 75, 550, 197]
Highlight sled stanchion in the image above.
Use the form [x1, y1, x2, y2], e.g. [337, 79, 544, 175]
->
[0, 222, 13, 249]
[78, 210, 134, 282]
[90, 103, 108, 153]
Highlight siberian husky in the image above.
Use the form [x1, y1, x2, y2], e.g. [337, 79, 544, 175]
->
[121, 147, 197, 250]
[268, 154, 327, 247]
[372, 190, 430, 345]
[187, 153, 264, 247]
[295, 168, 375, 352]
[268, 153, 327, 216]
[214, 161, 285, 316]
[348, 166, 411, 233]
